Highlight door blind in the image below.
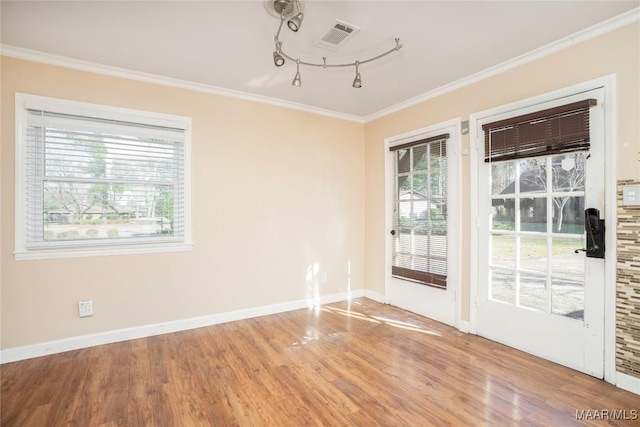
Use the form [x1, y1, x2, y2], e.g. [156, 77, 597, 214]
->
[390, 134, 449, 288]
[483, 99, 596, 163]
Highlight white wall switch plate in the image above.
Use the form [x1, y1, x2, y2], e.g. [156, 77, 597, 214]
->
[623, 185, 640, 206]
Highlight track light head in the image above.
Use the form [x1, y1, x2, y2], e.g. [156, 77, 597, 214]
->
[352, 61, 362, 88]
[287, 12, 303, 32]
[352, 73, 362, 88]
[292, 71, 301, 86]
[292, 59, 301, 86]
[273, 51, 285, 67]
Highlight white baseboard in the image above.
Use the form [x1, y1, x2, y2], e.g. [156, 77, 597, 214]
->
[458, 320, 470, 333]
[0, 289, 365, 364]
[616, 372, 640, 395]
[364, 289, 386, 304]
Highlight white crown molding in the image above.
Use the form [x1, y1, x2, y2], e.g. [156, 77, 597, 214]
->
[0, 44, 364, 124]
[0, 289, 366, 364]
[364, 7, 640, 123]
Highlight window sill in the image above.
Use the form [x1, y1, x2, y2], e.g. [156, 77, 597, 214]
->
[14, 242, 193, 261]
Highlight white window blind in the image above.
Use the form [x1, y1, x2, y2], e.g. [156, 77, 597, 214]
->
[16, 94, 191, 259]
[390, 134, 448, 288]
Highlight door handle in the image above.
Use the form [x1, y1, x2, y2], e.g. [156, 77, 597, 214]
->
[390, 230, 396, 236]
[575, 208, 605, 259]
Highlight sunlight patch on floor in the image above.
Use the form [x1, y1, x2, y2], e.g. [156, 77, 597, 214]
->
[321, 305, 442, 336]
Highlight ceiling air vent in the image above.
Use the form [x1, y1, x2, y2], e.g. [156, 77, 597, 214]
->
[314, 20, 360, 51]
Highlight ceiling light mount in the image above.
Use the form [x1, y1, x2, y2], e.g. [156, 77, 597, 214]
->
[269, 0, 403, 88]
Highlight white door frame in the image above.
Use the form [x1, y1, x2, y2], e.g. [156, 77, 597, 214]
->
[384, 118, 462, 328]
[469, 75, 617, 384]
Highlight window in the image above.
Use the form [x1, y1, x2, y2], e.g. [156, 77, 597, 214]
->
[15, 94, 192, 260]
[390, 133, 449, 288]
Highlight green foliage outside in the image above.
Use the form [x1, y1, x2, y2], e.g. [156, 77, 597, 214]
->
[56, 230, 80, 239]
[85, 229, 99, 237]
[399, 208, 447, 235]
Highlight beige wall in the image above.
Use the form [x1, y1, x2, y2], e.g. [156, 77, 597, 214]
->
[1, 21, 638, 352]
[0, 57, 365, 349]
[364, 23, 640, 320]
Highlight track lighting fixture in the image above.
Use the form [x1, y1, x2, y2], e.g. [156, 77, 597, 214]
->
[267, 0, 403, 89]
[287, 0, 303, 32]
[273, 42, 285, 66]
[273, 52, 285, 67]
[292, 59, 302, 86]
[352, 61, 362, 88]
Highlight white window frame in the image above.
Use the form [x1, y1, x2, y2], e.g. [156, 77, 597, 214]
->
[14, 93, 193, 260]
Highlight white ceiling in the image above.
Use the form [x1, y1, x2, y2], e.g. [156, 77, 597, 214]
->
[1, 1, 638, 120]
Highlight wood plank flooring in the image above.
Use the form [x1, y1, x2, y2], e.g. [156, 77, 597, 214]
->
[1, 298, 638, 426]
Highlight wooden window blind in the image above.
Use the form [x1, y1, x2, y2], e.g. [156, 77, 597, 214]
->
[483, 99, 596, 163]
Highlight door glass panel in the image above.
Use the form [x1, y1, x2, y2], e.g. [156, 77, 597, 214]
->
[519, 274, 547, 312]
[397, 149, 410, 173]
[519, 158, 547, 194]
[413, 173, 428, 196]
[413, 145, 428, 171]
[552, 277, 585, 320]
[413, 256, 428, 272]
[551, 236, 585, 319]
[488, 153, 587, 320]
[492, 161, 516, 195]
[398, 174, 411, 192]
[431, 258, 447, 276]
[520, 235, 548, 273]
[492, 198, 515, 231]
[398, 229, 412, 253]
[552, 153, 585, 192]
[395, 253, 411, 269]
[490, 269, 515, 304]
[551, 237, 585, 277]
[429, 170, 444, 197]
[399, 201, 412, 226]
[413, 232, 428, 260]
[520, 197, 547, 232]
[552, 196, 584, 234]
[430, 237, 446, 269]
[491, 234, 516, 268]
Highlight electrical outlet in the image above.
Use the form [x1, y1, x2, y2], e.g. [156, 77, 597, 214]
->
[78, 300, 93, 317]
[321, 272, 328, 283]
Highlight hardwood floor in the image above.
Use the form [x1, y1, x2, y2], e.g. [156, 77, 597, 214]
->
[1, 298, 638, 426]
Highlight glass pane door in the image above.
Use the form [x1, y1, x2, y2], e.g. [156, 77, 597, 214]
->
[489, 152, 587, 319]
